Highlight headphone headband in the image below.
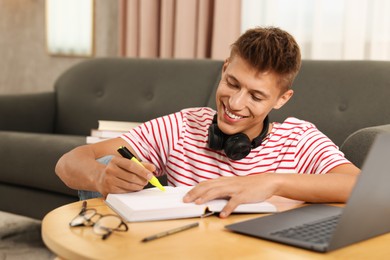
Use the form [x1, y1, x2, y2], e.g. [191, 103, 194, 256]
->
[250, 115, 270, 148]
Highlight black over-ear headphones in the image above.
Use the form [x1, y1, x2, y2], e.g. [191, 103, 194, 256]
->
[208, 114, 270, 160]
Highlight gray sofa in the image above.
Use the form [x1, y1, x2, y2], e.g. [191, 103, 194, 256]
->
[1, 58, 390, 220]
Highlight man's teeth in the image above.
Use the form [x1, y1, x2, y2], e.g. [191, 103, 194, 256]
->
[226, 109, 243, 119]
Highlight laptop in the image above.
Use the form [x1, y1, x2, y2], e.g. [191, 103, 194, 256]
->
[226, 133, 390, 252]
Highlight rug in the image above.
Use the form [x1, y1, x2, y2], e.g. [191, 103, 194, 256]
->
[0, 211, 55, 260]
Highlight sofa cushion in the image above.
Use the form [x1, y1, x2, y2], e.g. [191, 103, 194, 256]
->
[270, 60, 390, 147]
[0, 183, 78, 220]
[54, 58, 223, 135]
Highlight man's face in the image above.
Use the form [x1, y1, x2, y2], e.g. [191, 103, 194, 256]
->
[215, 55, 293, 140]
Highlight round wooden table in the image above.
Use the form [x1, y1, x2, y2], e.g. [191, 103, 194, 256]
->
[42, 197, 390, 259]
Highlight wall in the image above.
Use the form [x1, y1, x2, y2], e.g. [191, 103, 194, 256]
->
[0, 0, 119, 94]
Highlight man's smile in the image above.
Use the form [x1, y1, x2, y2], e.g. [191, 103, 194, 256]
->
[224, 106, 248, 121]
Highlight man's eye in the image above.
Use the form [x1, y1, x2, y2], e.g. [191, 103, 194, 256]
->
[252, 95, 262, 102]
[227, 81, 239, 88]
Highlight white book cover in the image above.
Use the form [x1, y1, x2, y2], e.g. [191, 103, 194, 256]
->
[98, 120, 142, 131]
[86, 136, 109, 144]
[85, 121, 142, 144]
[90, 129, 127, 138]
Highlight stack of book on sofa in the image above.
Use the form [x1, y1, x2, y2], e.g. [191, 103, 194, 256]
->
[86, 120, 141, 144]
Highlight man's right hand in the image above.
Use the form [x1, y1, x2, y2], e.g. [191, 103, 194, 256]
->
[97, 155, 156, 197]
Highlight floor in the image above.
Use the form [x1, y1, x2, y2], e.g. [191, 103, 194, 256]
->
[0, 211, 55, 260]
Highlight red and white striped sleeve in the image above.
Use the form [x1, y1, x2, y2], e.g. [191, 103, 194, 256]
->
[121, 111, 183, 176]
[295, 123, 350, 174]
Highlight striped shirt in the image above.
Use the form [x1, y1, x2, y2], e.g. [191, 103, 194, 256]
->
[121, 107, 350, 187]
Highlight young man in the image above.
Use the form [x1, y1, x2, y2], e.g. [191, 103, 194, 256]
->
[56, 27, 360, 218]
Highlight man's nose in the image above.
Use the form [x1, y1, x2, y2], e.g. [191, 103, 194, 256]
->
[229, 90, 246, 110]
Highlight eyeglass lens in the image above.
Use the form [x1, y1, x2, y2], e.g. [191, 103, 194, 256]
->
[94, 215, 127, 239]
[69, 209, 99, 227]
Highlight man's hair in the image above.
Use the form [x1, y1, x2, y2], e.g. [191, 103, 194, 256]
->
[230, 27, 301, 90]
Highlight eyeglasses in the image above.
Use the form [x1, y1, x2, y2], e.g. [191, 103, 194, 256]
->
[69, 200, 128, 240]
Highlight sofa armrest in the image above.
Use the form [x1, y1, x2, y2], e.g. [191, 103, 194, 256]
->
[0, 131, 85, 197]
[0, 132, 86, 219]
[340, 124, 390, 168]
[0, 92, 55, 133]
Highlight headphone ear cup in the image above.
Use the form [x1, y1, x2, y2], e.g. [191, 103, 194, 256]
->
[208, 123, 226, 150]
[224, 133, 251, 161]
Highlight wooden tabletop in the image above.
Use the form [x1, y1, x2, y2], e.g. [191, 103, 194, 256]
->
[42, 197, 390, 260]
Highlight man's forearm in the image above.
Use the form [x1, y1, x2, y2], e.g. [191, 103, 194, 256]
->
[274, 172, 358, 203]
[55, 145, 104, 192]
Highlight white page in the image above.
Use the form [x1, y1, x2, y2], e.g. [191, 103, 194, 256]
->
[107, 186, 276, 214]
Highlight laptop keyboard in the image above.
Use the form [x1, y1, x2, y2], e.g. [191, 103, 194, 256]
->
[270, 214, 341, 244]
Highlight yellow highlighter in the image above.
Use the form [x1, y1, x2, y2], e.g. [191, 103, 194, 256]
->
[117, 146, 165, 191]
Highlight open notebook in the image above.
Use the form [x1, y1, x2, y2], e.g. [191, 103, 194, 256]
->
[105, 186, 276, 222]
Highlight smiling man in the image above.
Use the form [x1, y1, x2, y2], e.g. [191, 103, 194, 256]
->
[56, 27, 360, 218]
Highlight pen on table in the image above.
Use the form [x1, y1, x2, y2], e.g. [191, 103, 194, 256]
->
[141, 222, 199, 243]
[117, 146, 165, 191]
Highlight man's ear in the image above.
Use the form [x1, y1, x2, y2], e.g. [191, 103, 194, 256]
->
[222, 58, 230, 73]
[274, 89, 294, 109]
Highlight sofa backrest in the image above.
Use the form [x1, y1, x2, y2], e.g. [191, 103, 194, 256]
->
[54, 58, 223, 135]
[270, 60, 390, 146]
[55, 58, 390, 148]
